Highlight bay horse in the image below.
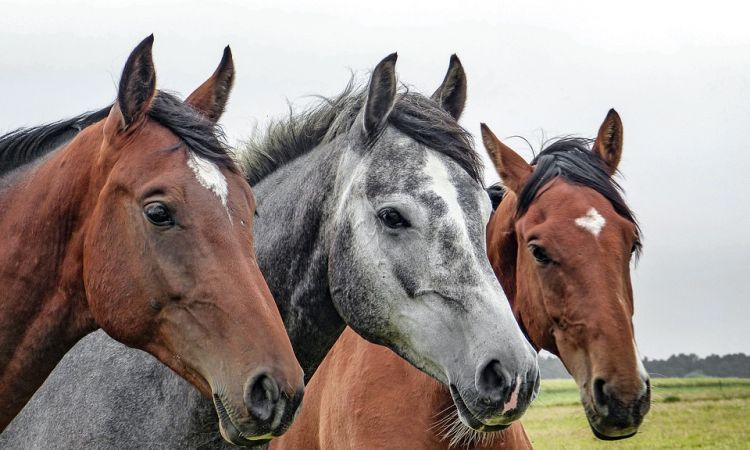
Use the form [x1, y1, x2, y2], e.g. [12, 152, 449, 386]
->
[0, 54, 539, 448]
[270, 109, 650, 449]
[0, 36, 304, 445]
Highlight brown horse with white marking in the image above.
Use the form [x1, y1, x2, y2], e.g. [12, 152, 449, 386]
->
[272, 104, 649, 449]
[0, 36, 304, 445]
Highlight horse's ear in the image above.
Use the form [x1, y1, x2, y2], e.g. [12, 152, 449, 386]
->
[109, 35, 156, 132]
[592, 109, 624, 176]
[431, 54, 467, 120]
[481, 123, 533, 194]
[185, 46, 235, 123]
[363, 53, 398, 136]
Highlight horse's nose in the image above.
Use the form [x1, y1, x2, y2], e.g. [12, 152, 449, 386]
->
[245, 372, 280, 422]
[477, 359, 511, 405]
[244, 370, 305, 434]
[592, 376, 651, 429]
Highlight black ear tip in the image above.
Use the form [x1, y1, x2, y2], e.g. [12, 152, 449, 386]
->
[605, 109, 622, 128]
[480, 122, 489, 133]
[382, 52, 398, 64]
[450, 54, 461, 64]
[139, 34, 155, 49]
[221, 46, 234, 66]
[130, 35, 155, 60]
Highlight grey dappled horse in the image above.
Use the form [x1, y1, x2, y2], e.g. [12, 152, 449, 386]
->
[1, 54, 538, 448]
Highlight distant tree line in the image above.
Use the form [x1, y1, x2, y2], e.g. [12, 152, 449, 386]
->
[539, 353, 750, 379]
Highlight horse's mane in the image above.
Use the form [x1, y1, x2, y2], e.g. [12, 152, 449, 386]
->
[0, 91, 235, 179]
[518, 137, 642, 255]
[148, 92, 236, 171]
[0, 107, 110, 177]
[238, 81, 481, 186]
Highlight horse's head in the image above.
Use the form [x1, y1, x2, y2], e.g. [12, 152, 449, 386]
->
[483, 112, 650, 439]
[328, 54, 538, 431]
[81, 37, 303, 445]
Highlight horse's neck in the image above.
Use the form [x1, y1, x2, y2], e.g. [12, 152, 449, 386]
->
[0, 131, 99, 429]
[253, 143, 347, 381]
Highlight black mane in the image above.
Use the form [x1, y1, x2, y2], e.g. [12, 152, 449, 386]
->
[0, 107, 110, 177]
[0, 91, 235, 179]
[239, 82, 481, 185]
[148, 92, 236, 171]
[517, 137, 641, 254]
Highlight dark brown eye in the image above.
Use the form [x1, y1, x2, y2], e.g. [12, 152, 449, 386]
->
[528, 244, 552, 265]
[378, 207, 410, 229]
[144, 202, 174, 227]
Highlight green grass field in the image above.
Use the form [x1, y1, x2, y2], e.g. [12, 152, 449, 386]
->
[522, 378, 750, 449]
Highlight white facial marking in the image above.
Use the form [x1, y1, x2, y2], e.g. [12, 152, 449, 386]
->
[187, 152, 229, 210]
[575, 207, 606, 237]
[424, 152, 471, 245]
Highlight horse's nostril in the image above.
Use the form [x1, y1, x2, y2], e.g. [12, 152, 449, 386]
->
[477, 359, 509, 404]
[245, 373, 280, 422]
[593, 377, 609, 408]
[262, 375, 280, 403]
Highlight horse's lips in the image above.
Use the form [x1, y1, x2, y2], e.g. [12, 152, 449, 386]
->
[448, 384, 511, 433]
[213, 393, 274, 446]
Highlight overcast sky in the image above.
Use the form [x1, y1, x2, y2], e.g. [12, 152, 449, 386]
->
[1, 0, 748, 359]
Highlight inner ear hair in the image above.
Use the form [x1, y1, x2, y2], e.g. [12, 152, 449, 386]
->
[431, 54, 467, 120]
[592, 108, 624, 176]
[363, 52, 398, 136]
[117, 34, 157, 130]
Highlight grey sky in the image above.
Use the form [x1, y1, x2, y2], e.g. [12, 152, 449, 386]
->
[2, 0, 748, 359]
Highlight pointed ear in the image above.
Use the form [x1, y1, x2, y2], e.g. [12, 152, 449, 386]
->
[480, 123, 533, 194]
[185, 46, 235, 123]
[113, 35, 156, 131]
[431, 54, 467, 120]
[592, 109, 624, 176]
[363, 53, 398, 136]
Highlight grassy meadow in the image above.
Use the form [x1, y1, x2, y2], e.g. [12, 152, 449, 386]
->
[522, 378, 750, 449]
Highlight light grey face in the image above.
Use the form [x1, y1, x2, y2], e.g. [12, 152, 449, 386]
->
[328, 127, 539, 430]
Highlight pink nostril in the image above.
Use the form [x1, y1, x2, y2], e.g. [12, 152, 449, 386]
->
[501, 376, 522, 414]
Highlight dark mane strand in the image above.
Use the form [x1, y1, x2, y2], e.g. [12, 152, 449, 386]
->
[517, 138, 642, 255]
[0, 106, 110, 177]
[149, 92, 236, 171]
[239, 82, 481, 186]
[0, 91, 235, 179]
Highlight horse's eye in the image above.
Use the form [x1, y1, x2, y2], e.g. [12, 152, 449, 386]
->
[377, 207, 410, 229]
[144, 202, 174, 227]
[631, 240, 641, 255]
[528, 244, 552, 265]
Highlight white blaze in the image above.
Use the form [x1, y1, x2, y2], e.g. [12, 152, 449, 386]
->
[423, 152, 471, 245]
[187, 152, 229, 209]
[575, 207, 606, 237]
